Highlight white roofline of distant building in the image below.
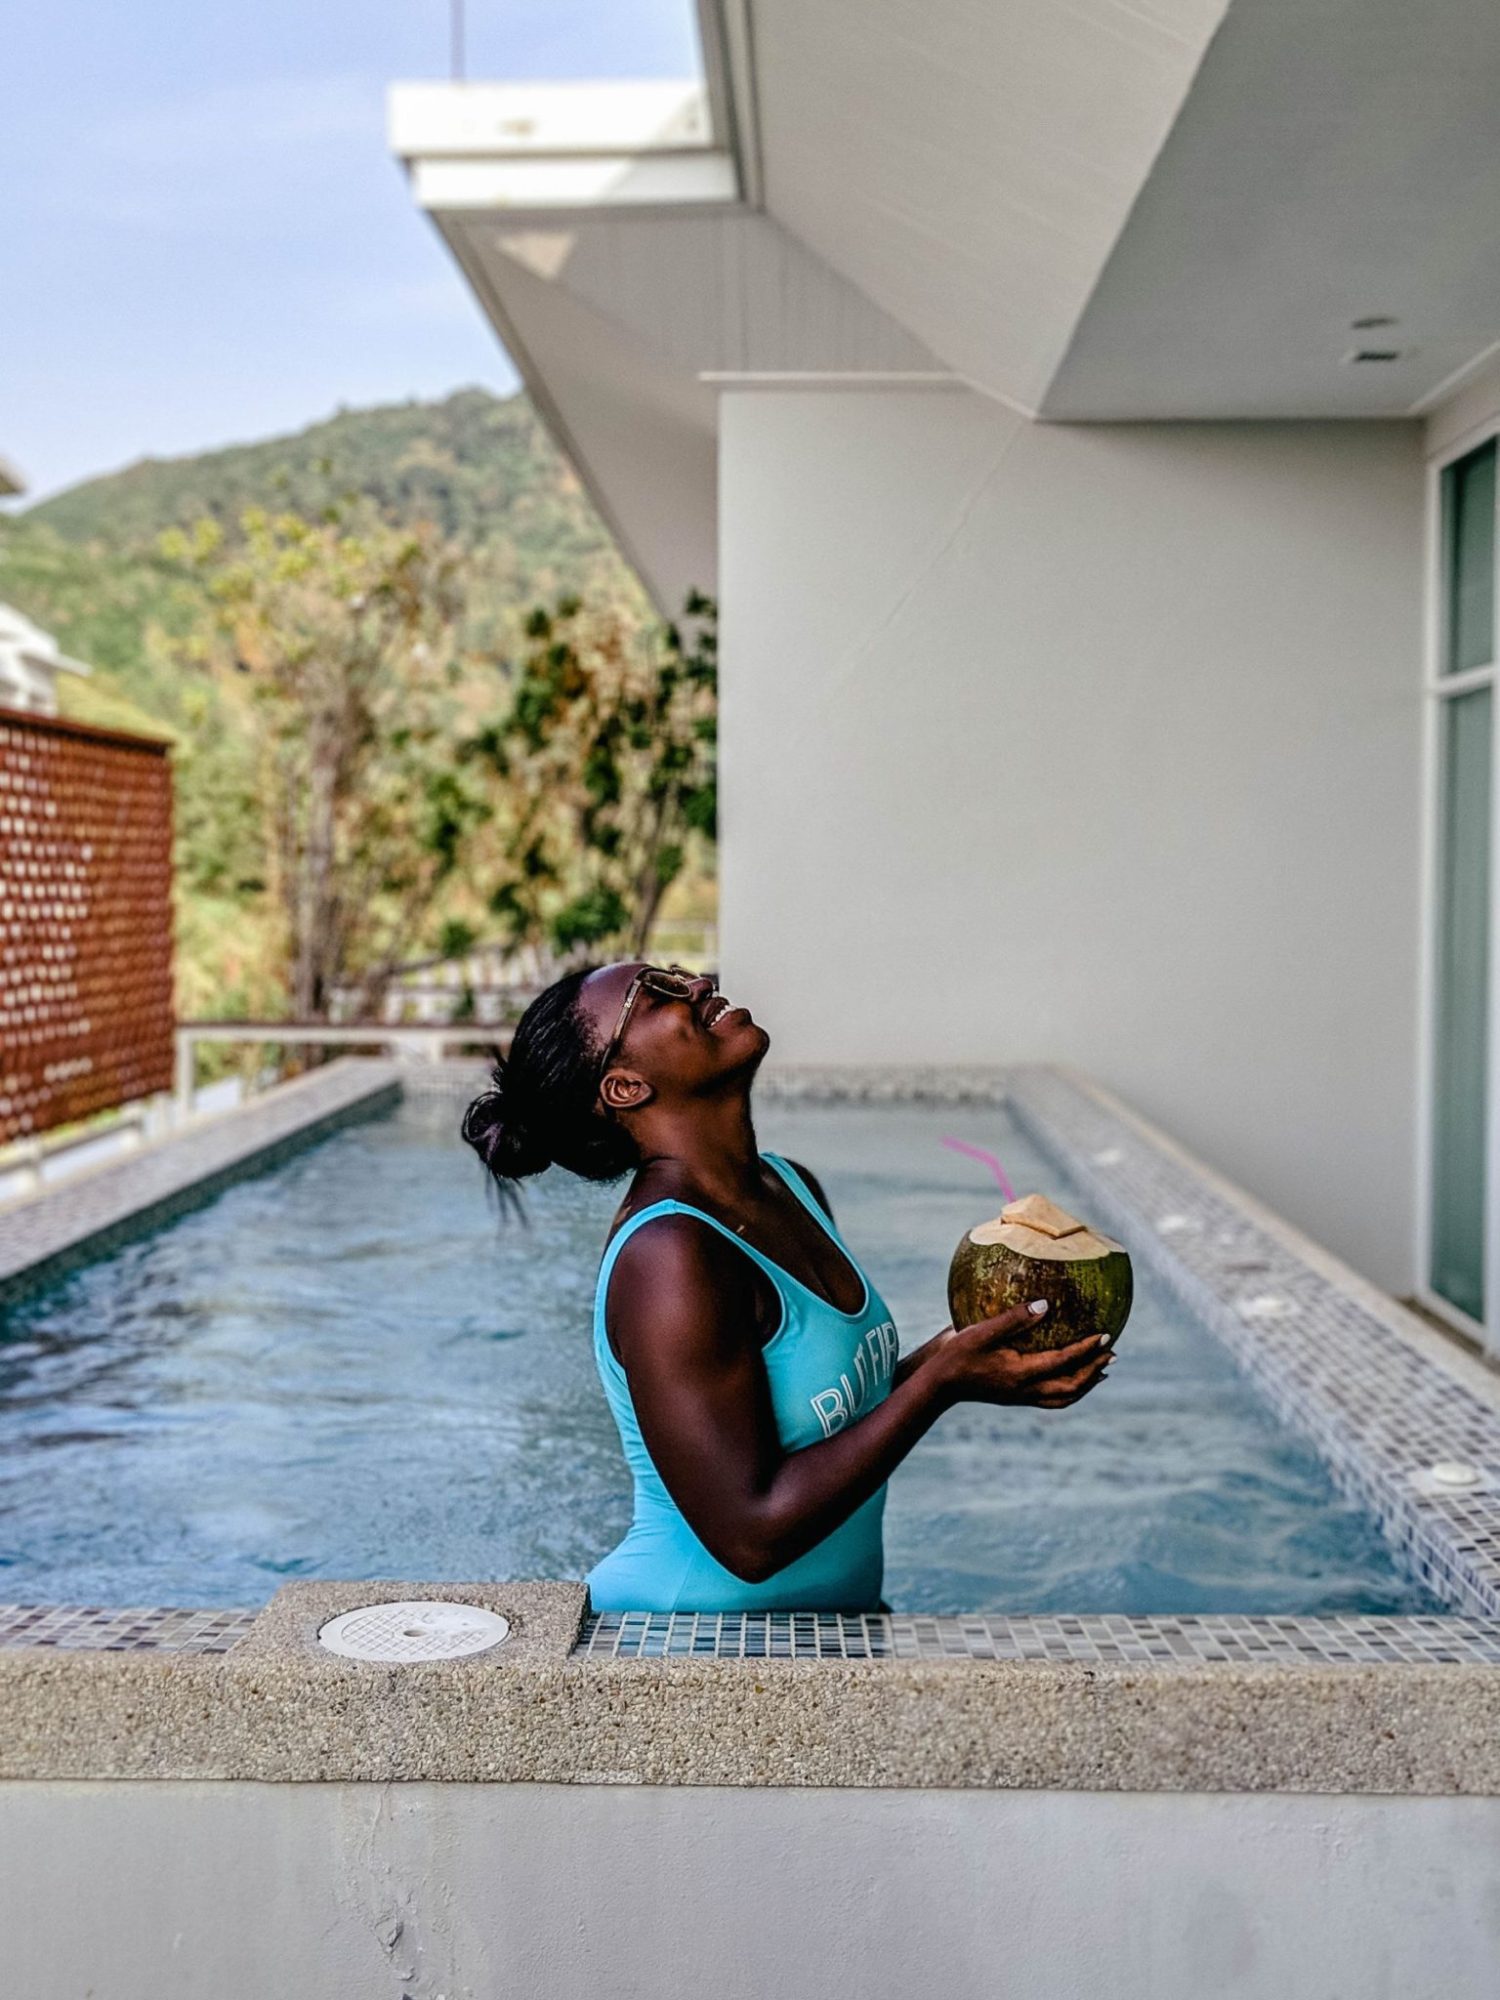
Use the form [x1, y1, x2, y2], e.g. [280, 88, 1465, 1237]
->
[0, 604, 91, 678]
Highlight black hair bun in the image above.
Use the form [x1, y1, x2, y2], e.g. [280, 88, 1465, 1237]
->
[461, 1063, 552, 1182]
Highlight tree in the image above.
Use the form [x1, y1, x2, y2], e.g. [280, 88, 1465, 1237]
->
[465, 591, 716, 961]
[166, 505, 487, 1018]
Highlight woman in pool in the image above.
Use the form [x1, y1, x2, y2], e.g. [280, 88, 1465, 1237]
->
[462, 963, 1112, 1614]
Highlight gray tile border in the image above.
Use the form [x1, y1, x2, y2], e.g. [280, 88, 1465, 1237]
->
[387, 1059, 1016, 1105]
[577, 1609, 1500, 1666]
[0, 1057, 401, 1305]
[755, 1064, 1012, 1104]
[9, 1598, 1496, 1670]
[0, 1603, 258, 1654]
[394, 1056, 495, 1096]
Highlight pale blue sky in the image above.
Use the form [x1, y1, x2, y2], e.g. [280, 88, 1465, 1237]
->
[3, 1, 702, 501]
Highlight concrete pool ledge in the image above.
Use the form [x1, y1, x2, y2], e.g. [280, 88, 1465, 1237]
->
[3, 1579, 1500, 1793]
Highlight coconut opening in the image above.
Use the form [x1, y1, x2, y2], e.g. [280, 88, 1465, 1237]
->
[969, 1191, 1122, 1262]
[1000, 1193, 1084, 1239]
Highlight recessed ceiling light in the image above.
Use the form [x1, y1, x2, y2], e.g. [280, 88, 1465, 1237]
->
[1341, 348, 1403, 365]
[1350, 314, 1398, 330]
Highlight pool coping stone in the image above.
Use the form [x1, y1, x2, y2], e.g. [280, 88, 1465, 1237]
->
[3, 1579, 1500, 1792]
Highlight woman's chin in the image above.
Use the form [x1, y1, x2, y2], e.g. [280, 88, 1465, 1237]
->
[728, 1019, 771, 1066]
[709, 1005, 767, 1049]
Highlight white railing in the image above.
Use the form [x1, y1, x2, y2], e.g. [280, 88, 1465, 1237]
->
[0, 1102, 155, 1201]
[172, 1021, 511, 1116]
[0, 1028, 512, 1210]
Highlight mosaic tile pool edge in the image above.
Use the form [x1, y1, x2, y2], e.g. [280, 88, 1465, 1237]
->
[4, 1600, 1500, 1668]
[1004, 1067, 1500, 1622]
[0, 1604, 258, 1654]
[578, 1609, 1500, 1666]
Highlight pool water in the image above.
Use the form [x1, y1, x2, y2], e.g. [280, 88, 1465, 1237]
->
[0, 1094, 1441, 1615]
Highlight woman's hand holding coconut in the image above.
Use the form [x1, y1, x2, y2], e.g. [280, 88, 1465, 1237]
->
[925, 1299, 1114, 1410]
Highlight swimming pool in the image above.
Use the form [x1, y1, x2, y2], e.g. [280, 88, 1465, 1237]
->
[0, 1088, 1440, 1615]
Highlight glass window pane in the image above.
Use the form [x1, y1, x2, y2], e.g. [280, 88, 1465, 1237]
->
[1430, 685, 1491, 1322]
[1444, 440, 1496, 675]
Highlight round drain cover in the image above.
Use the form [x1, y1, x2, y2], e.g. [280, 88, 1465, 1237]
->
[317, 1600, 510, 1663]
[1429, 1460, 1482, 1491]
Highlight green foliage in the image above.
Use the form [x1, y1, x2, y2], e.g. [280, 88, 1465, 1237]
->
[0, 517, 200, 690]
[177, 501, 488, 1018]
[438, 918, 479, 961]
[551, 884, 633, 954]
[0, 388, 713, 1020]
[464, 591, 717, 961]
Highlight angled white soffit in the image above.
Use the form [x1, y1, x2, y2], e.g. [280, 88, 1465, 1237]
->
[391, 75, 947, 612]
[747, 0, 1234, 416]
[1044, 0, 1500, 419]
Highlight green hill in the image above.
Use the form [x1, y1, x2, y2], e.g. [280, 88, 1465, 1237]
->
[1, 384, 651, 761]
[0, 387, 664, 1027]
[25, 386, 632, 592]
[11, 387, 646, 680]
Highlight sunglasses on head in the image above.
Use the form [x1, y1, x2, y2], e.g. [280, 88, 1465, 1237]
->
[596, 964, 716, 1094]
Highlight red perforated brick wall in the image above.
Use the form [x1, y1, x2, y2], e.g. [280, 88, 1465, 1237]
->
[0, 708, 174, 1143]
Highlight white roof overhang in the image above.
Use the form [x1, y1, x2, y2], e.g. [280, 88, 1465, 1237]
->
[391, 77, 740, 216]
[1043, 0, 1500, 419]
[391, 55, 947, 611]
[391, 0, 1500, 601]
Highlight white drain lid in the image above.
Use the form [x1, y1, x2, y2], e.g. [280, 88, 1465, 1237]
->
[1429, 1460, 1482, 1491]
[317, 1600, 510, 1663]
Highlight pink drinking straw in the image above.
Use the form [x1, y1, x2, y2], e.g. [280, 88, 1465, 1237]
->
[940, 1136, 1016, 1205]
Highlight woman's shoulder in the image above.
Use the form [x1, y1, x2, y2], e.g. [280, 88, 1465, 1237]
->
[603, 1164, 724, 1272]
[603, 1202, 776, 1357]
[600, 1160, 791, 1352]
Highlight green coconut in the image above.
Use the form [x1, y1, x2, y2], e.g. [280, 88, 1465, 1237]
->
[947, 1192, 1133, 1355]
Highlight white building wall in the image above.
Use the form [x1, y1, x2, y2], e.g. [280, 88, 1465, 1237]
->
[4, 1782, 1498, 1998]
[719, 390, 1425, 1293]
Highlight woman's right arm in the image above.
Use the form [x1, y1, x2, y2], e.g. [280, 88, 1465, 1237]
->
[607, 1216, 1111, 1584]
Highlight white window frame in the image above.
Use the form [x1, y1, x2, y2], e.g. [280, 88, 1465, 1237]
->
[1417, 415, 1500, 1356]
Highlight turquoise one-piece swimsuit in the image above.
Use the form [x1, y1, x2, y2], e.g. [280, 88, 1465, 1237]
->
[586, 1154, 901, 1614]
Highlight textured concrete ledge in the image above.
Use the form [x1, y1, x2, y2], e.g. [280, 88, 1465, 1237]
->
[0, 1058, 400, 1302]
[4, 1582, 1500, 1794]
